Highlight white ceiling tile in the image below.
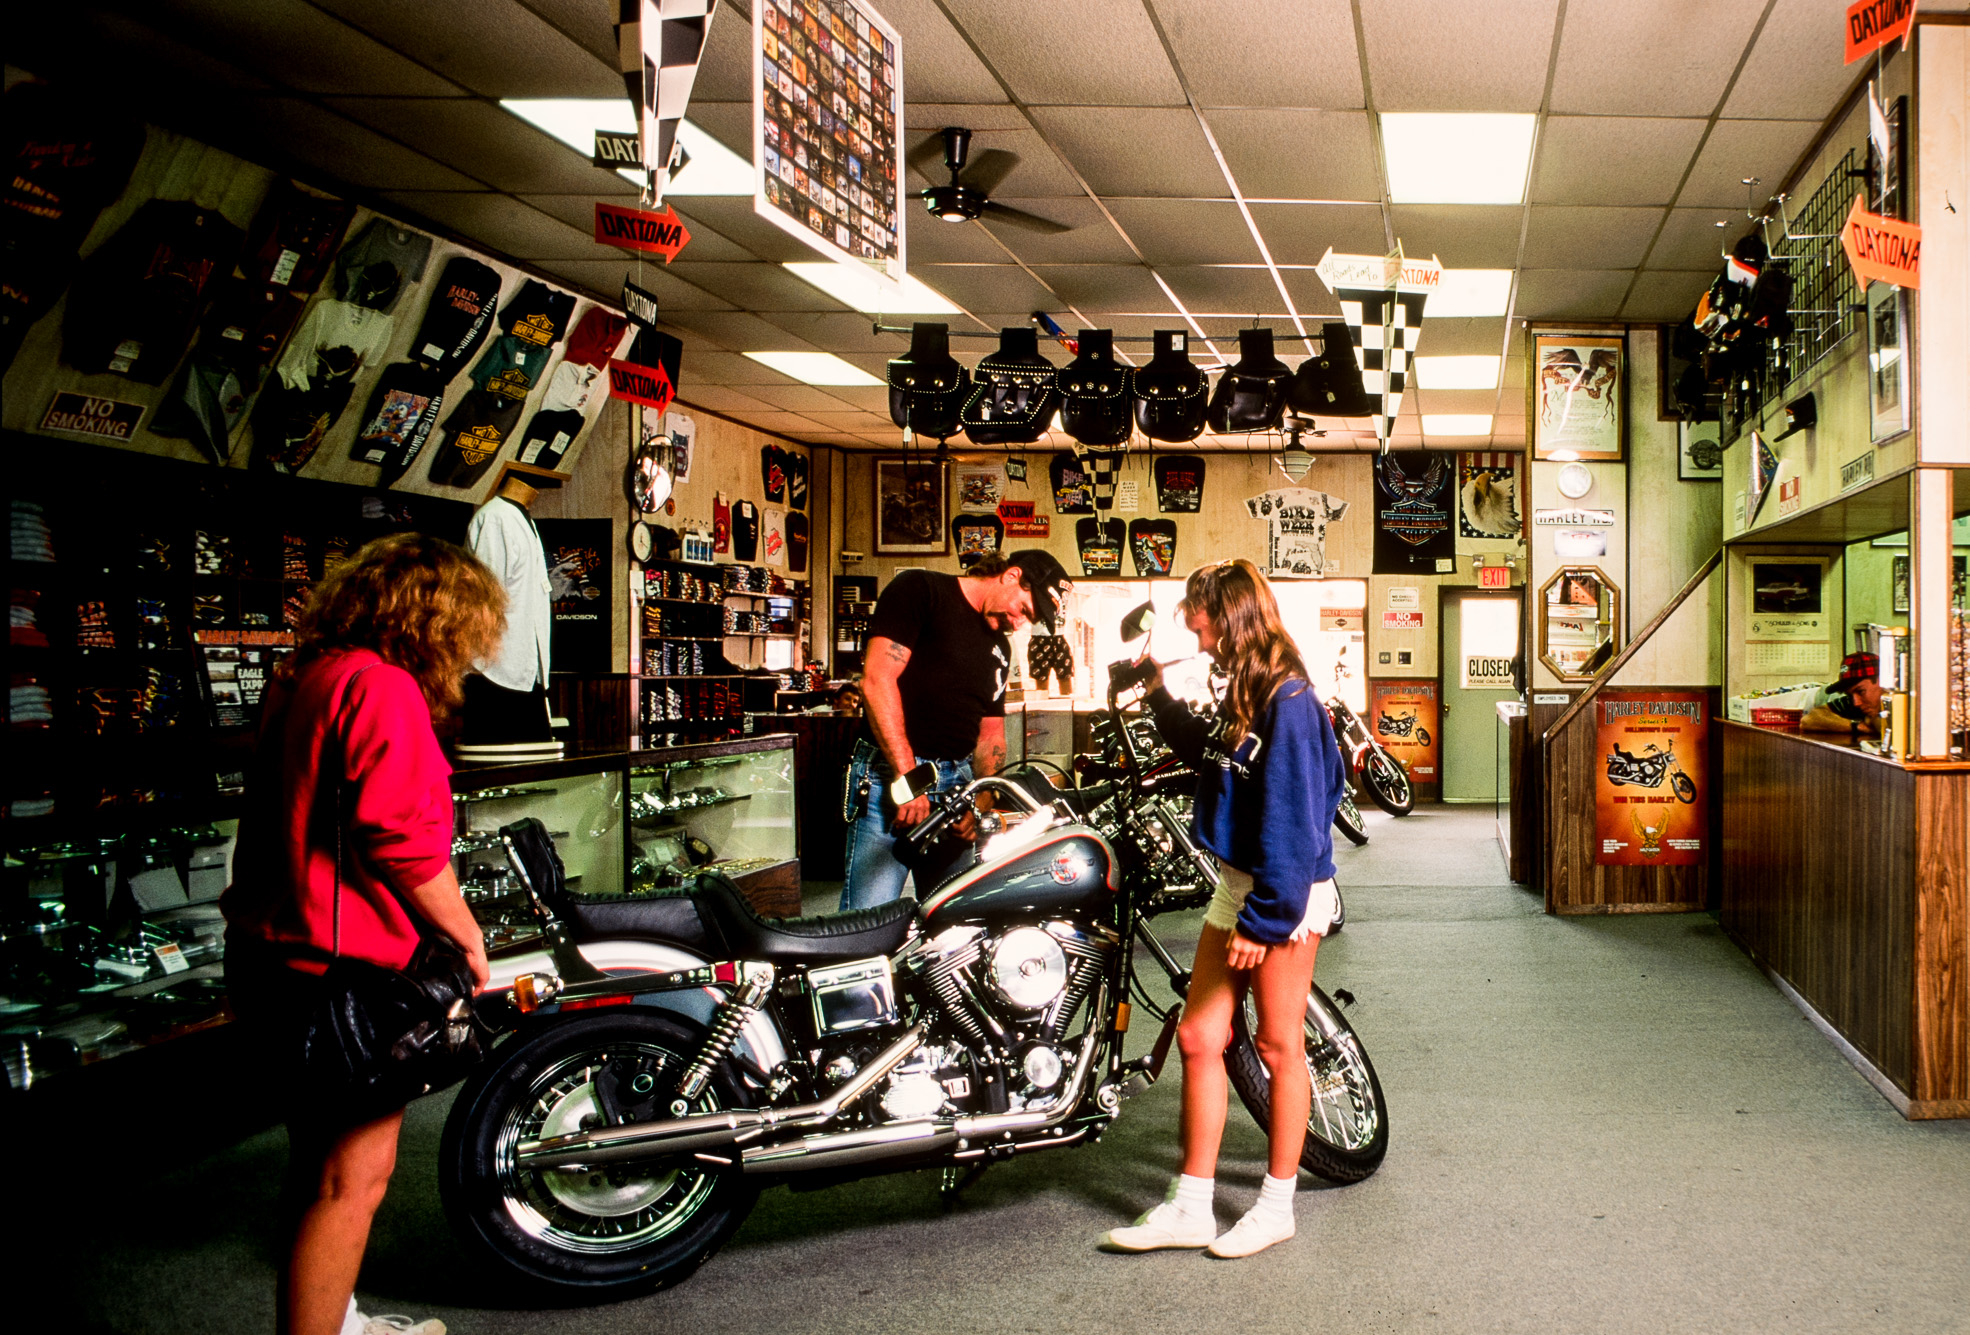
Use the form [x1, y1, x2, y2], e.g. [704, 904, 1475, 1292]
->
[1530, 116, 1709, 206]
[143, 0, 463, 96]
[1622, 270, 1713, 323]
[1027, 108, 1228, 197]
[378, 191, 598, 261]
[794, 382, 894, 411]
[875, 0, 1009, 103]
[230, 98, 484, 190]
[977, 199, 1139, 263]
[1388, 205, 1523, 267]
[661, 312, 823, 354]
[1677, 120, 1823, 208]
[674, 386, 780, 414]
[906, 212, 1018, 264]
[745, 385, 868, 412]
[1646, 206, 1741, 269]
[905, 105, 1032, 133]
[1253, 203, 1390, 268]
[653, 196, 824, 263]
[1512, 269, 1635, 320]
[1156, 267, 1291, 316]
[902, 125, 1084, 197]
[1363, 0, 1559, 112]
[1411, 317, 1510, 357]
[754, 313, 912, 357]
[684, 101, 753, 158]
[310, 0, 618, 97]
[684, 1, 758, 103]
[327, 97, 612, 193]
[1026, 265, 1172, 312]
[1411, 387, 1499, 417]
[1551, 1, 1765, 116]
[1724, 0, 1866, 120]
[1155, 0, 1363, 109]
[913, 264, 1058, 312]
[667, 261, 855, 311]
[527, 259, 739, 311]
[1204, 110, 1381, 201]
[1104, 200, 1262, 265]
[940, 0, 1184, 106]
[1522, 206, 1665, 269]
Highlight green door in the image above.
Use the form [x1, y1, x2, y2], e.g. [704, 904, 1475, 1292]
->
[1440, 590, 1521, 802]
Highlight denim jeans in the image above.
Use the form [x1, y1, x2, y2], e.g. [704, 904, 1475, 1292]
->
[839, 738, 973, 911]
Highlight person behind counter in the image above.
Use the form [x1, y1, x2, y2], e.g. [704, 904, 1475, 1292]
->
[1800, 652, 1882, 733]
[223, 533, 504, 1335]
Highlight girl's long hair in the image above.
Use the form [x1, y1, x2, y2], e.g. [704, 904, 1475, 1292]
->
[287, 532, 507, 721]
[1179, 558, 1311, 739]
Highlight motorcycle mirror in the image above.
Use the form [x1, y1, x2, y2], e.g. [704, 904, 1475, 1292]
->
[1119, 601, 1155, 643]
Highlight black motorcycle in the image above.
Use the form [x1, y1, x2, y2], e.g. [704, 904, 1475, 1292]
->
[438, 626, 1386, 1301]
[1604, 741, 1698, 804]
[1375, 710, 1431, 748]
[1326, 696, 1414, 817]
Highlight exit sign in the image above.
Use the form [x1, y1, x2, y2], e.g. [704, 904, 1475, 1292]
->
[1477, 566, 1511, 589]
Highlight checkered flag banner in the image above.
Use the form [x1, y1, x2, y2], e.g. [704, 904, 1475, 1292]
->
[617, 0, 714, 204]
[1315, 247, 1443, 453]
[1080, 446, 1125, 510]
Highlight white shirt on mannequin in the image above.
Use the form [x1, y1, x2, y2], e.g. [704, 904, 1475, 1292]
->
[467, 496, 552, 691]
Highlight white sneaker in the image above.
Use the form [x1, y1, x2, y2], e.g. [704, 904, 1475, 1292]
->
[1099, 1198, 1218, 1252]
[363, 1317, 446, 1335]
[1205, 1208, 1295, 1258]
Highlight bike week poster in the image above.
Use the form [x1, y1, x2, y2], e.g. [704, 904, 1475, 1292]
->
[1372, 450, 1456, 574]
[536, 518, 612, 673]
[1594, 690, 1707, 867]
[1368, 679, 1439, 782]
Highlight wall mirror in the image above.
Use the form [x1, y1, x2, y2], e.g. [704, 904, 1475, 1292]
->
[1539, 565, 1620, 681]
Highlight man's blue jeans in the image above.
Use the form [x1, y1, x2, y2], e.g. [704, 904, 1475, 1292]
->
[839, 739, 973, 911]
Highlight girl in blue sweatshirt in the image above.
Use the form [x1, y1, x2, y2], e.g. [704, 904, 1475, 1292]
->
[1101, 558, 1348, 1260]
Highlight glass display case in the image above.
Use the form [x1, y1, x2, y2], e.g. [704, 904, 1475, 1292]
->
[450, 759, 626, 955]
[627, 735, 798, 917]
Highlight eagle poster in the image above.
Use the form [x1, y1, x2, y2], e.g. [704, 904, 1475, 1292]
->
[1372, 451, 1456, 574]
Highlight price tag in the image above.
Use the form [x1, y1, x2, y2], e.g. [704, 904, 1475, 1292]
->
[154, 943, 191, 975]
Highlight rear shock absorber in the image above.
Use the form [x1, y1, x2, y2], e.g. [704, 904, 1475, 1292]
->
[673, 962, 775, 1108]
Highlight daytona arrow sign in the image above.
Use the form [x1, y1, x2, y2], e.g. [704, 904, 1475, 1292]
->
[1844, 0, 1917, 64]
[595, 200, 691, 261]
[1841, 194, 1920, 289]
[1313, 247, 1443, 294]
[609, 358, 676, 412]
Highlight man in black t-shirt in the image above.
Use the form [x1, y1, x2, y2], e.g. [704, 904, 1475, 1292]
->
[841, 549, 1072, 910]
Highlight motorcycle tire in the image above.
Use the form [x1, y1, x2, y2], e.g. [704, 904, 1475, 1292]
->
[1333, 793, 1369, 846]
[1227, 984, 1387, 1184]
[439, 1011, 760, 1302]
[1326, 884, 1345, 936]
[1672, 772, 1697, 804]
[1416, 726, 1431, 747]
[1362, 749, 1414, 817]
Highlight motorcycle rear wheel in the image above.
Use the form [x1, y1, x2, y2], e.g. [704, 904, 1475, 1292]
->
[1333, 792, 1369, 846]
[1361, 749, 1414, 817]
[440, 1011, 759, 1302]
[1227, 984, 1387, 1184]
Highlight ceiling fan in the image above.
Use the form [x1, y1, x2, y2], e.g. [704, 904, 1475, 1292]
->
[909, 127, 1070, 234]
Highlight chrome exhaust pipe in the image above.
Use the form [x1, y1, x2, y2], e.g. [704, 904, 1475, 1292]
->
[515, 1026, 925, 1171]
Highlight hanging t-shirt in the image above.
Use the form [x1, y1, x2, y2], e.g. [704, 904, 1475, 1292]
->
[785, 510, 810, 573]
[516, 408, 586, 469]
[1372, 451, 1457, 574]
[539, 359, 602, 414]
[1076, 517, 1125, 576]
[788, 452, 809, 510]
[1155, 455, 1206, 512]
[351, 362, 446, 466]
[410, 256, 500, 376]
[275, 300, 395, 392]
[562, 305, 629, 368]
[1051, 451, 1095, 514]
[761, 445, 788, 502]
[61, 199, 244, 382]
[469, 333, 555, 402]
[713, 494, 731, 553]
[951, 512, 1004, 569]
[429, 389, 525, 488]
[1128, 518, 1178, 576]
[242, 181, 353, 294]
[334, 219, 433, 313]
[732, 499, 759, 561]
[1245, 488, 1349, 578]
[499, 279, 577, 348]
[760, 507, 788, 568]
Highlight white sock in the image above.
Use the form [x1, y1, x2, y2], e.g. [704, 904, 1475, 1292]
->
[341, 1297, 366, 1335]
[1172, 1173, 1215, 1217]
[1252, 1172, 1296, 1221]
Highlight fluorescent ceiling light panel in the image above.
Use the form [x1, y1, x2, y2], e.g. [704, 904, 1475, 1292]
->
[499, 99, 752, 195]
[783, 261, 960, 314]
[743, 351, 883, 385]
[1381, 113, 1536, 204]
[1426, 269, 1514, 318]
[1422, 414, 1495, 436]
[1415, 355, 1501, 389]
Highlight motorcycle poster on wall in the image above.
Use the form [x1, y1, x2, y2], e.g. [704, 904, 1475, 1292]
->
[1594, 690, 1707, 866]
[1367, 679, 1439, 783]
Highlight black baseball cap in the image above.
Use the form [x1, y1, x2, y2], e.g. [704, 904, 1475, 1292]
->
[1008, 549, 1072, 632]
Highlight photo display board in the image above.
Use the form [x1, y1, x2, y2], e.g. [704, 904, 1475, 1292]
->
[752, 0, 906, 280]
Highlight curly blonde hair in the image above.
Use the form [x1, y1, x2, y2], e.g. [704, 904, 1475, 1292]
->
[1179, 558, 1312, 739]
[288, 533, 507, 720]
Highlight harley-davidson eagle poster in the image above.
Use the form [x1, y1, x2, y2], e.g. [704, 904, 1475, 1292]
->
[1594, 690, 1707, 866]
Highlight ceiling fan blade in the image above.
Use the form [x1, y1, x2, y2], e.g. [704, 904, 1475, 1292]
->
[961, 147, 1020, 197]
[980, 200, 1072, 235]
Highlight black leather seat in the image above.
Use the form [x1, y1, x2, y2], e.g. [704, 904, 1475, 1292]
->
[692, 876, 918, 964]
[552, 890, 715, 953]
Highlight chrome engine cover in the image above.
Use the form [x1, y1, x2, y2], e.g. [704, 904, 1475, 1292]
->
[989, 926, 1069, 1012]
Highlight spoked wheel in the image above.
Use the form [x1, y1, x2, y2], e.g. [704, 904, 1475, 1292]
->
[1227, 985, 1387, 1184]
[1416, 726, 1431, 747]
[1672, 771, 1697, 804]
[1361, 748, 1414, 817]
[1333, 791, 1369, 846]
[440, 1012, 759, 1301]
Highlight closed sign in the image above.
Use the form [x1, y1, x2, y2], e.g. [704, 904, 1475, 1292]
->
[1464, 655, 1515, 689]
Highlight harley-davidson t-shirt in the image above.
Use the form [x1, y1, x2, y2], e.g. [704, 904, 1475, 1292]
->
[951, 512, 1004, 569]
[761, 445, 788, 502]
[1128, 518, 1177, 576]
[1155, 455, 1206, 512]
[713, 494, 731, 553]
[1050, 451, 1095, 514]
[1076, 517, 1125, 576]
[785, 510, 809, 573]
[731, 499, 759, 560]
[864, 568, 1009, 760]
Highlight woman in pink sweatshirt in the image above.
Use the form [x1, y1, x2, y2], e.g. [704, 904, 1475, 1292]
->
[225, 533, 504, 1335]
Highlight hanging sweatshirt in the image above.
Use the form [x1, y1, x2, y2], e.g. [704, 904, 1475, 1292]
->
[1147, 679, 1347, 944]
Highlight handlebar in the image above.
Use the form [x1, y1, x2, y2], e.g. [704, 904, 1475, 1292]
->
[895, 774, 1046, 852]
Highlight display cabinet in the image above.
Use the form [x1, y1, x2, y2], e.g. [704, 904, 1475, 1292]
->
[627, 735, 799, 917]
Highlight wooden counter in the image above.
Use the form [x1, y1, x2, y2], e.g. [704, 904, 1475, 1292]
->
[1720, 720, 1969, 1118]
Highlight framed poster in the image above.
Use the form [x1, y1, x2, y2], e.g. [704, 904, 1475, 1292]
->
[752, 0, 906, 281]
[1367, 680, 1440, 782]
[873, 457, 947, 554]
[536, 519, 613, 673]
[1867, 281, 1909, 442]
[1531, 333, 1624, 461]
[1594, 691, 1708, 866]
[1678, 419, 1722, 479]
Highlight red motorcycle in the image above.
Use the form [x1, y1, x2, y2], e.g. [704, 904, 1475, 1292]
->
[1325, 696, 1414, 817]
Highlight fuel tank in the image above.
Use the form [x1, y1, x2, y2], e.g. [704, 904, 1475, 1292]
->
[918, 828, 1119, 930]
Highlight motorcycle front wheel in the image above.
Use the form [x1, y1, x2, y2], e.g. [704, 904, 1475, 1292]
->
[1361, 748, 1414, 817]
[1227, 984, 1387, 1183]
[1333, 791, 1369, 846]
[1672, 772, 1697, 804]
[440, 1011, 760, 1302]
[1416, 726, 1431, 747]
